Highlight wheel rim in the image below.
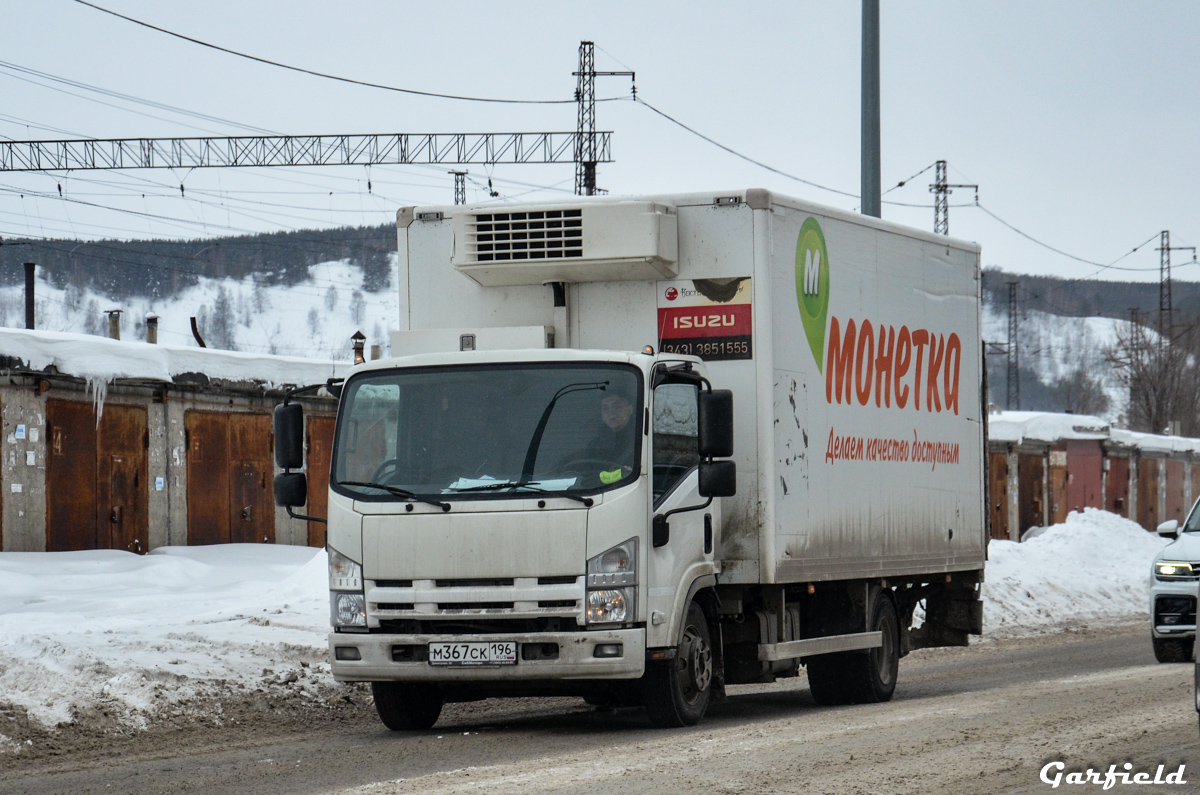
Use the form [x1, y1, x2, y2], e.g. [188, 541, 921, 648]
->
[877, 612, 897, 687]
[678, 623, 713, 703]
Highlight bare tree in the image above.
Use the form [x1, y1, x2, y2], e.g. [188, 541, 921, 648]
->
[1053, 367, 1110, 416]
[1107, 315, 1200, 434]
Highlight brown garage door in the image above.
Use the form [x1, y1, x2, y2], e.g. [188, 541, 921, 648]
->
[47, 400, 147, 553]
[988, 452, 1008, 540]
[47, 400, 98, 551]
[306, 415, 336, 548]
[1137, 458, 1160, 532]
[98, 405, 148, 554]
[1017, 453, 1045, 537]
[186, 411, 274, 546]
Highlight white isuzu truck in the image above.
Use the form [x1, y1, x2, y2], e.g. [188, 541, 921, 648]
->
[273, 188, 987, 729]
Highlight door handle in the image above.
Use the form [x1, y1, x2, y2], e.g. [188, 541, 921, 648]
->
[242, 506, 252, 522]
[110, 506, 122, 524]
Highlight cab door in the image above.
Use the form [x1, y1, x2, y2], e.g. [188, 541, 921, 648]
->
[646, 379, 716, 648]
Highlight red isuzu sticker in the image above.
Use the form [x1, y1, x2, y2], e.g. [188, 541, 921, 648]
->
[656, 277, 753, 361]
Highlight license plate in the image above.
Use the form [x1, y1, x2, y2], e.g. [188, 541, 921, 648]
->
[428, 641, 518, 666]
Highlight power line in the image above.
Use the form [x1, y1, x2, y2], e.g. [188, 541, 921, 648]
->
[635, 96, 859, 199]
[73, 0, 585, 105]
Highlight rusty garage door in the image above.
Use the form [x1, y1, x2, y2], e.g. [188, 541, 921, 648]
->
[186, 411, 273, 546]
[47, 400, 148, 553]
[305, 415, 336, 548]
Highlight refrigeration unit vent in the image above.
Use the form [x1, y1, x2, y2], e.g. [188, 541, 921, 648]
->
[470, 209, 583, 262]
[452, 201, 678, 286]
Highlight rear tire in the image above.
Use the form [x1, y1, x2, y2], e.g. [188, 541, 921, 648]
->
[642, 603, 713, 727]
[371, 682, 443, 730]
[807, 593, 900, 706]
[1153, 636, 1194, 663]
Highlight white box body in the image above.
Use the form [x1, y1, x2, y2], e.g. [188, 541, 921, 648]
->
[397, 189, 985, 585]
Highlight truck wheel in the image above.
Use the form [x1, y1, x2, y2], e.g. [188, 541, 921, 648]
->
[371, 682, 443, 730]
[843, 593, 900, 704]
[1153, 637, 1194, 663]
[642, 603, 713, 727]
[806, 655, 849, 705]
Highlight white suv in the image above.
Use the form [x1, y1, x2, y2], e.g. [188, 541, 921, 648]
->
[1151, 516, 1200, 663]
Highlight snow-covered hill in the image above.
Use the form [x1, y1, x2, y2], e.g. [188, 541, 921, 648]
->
[981, 302, 1142, 420]
[0, 258, 399, 361]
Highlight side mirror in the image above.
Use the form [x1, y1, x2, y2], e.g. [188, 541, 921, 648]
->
[698, 389, 734, 458]
[274, 403, 305, 469]
[1157, 519, 1180, 539]
[699, 460, 737, 498]
[274, 471, 308, 507]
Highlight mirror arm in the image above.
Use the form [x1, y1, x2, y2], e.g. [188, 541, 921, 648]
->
[283, 378, 344, 405]
[286, 506, 327, 524]
[652, 496, 714, 548]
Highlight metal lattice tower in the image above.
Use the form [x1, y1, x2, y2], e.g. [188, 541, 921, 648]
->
[573, 41, 633, 196]
[449, 170, 467, 205]
[1007, 281, 1020, 410]
[1156, 230, 1197, 341]
[928, 159, 978, 235]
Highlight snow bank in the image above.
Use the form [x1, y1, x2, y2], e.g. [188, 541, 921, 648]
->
[0, 509, 1173, 735]
[0, 545, 330, 730]
[984, 508, 1168, 635]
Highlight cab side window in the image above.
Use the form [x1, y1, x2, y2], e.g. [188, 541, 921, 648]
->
[652, 382, 700, 503]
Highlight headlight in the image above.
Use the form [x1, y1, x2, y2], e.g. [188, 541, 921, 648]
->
[1155, 560, 1194, 579]
[332, 592, 366, 627]
[586, 539, 637, 625]
[328, 546, 365, 628]
[328, 546, 363, 591]
[587, 589, 633, 623]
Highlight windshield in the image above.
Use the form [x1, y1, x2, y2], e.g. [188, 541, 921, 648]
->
[332, 362, 643, 499]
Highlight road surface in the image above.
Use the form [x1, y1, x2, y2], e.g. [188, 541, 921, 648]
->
[4, 623, 1196, 794]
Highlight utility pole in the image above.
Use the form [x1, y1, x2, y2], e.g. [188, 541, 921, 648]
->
[449, 171, 467, 205]
[860, 0, 881, 218]
[573, 41, 634, 196]
[1007, 281, 1020, 410]
[929, 160, 978, 235]
[1157, 230, 1197, 341]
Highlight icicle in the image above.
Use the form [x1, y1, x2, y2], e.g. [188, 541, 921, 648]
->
[86, 376, 109, 427]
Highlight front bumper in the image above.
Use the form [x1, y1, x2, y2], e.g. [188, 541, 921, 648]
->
[329, 628, 646, 682]
[1150, 579, 1197, 638]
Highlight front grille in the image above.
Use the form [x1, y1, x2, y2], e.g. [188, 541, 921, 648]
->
[378, 617, 583, 635]
[537, 576, 578, 585]
[1155, 595, 1197, 626]
[469, 209, 583, 262]
[437, 602, 515, 611]
[375, 603, 414, 611]
[375, 580, 413, 588]
[538, 600, 577, 608]
[435, 578, 514, 588]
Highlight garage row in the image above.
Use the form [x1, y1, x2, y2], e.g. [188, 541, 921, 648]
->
[987, 411, 1200, 541]
[0, 327, 346, 553]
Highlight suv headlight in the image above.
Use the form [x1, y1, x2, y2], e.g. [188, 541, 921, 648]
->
[586, 538, 637, 625]
[1155, 560, 1194, 580]
[328, 546, 365, 628]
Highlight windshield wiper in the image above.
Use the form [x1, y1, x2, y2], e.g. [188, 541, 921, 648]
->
[339, 480, 450, 512]
[447, 480, 594, 506]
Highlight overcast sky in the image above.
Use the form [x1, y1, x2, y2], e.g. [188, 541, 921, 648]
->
[3, 1, 1198, 287]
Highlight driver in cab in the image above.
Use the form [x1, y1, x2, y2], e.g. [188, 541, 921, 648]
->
[586, 393, 636, 485]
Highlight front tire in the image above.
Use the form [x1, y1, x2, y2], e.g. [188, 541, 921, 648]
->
[371, 682, 443, 730]
[1153, 636, 1194, 663]
[642, 603, 714, 727]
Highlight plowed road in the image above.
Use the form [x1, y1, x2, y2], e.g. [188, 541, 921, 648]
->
[6, 624, 1197, 795]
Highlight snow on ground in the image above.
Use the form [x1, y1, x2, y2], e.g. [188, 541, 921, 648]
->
[0, 508, 1172, 737]
[0, 544, 330, 733]
[984, 508, 1168, 635]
